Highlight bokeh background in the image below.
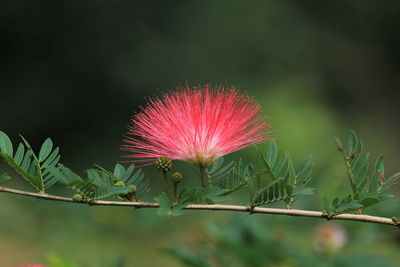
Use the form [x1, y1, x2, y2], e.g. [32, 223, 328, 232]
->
[1, 1, 400, 266]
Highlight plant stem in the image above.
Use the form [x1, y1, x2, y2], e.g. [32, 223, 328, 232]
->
[130, 193, 137, 202]
[163, 171, 170, 197]
[342, 152, 357, 194]
[173, 183, 178, 204]
[199, 166, 207, 188]
[0, 186, 397, 227]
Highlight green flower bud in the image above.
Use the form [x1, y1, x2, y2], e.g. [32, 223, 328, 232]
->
[155, 157, 173, 172]
[129, 185, 137, 193]
[114, 181, 126, 187]
[171, 172, 183, 184]
[72, 194, 83, 201]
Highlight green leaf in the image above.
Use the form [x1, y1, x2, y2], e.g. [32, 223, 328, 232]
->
[113, 163, 125, 178]
[252, 141, 313, 208]
[335, 200, 363, 213]
[324, 194, 365, 215]
[41, 147, 60, 169]
[321, 196, 339, 216]
[322, 197, 333, 216]
[0, 173, 11, 184]
[90, 163, 149, 199]
[208, 157, 223, 174]
[370, 155, 384, 192]
[0, 134, 63, 192]
[337, 131, 373, 196]
[276, 156, 289, 179]
[19, 135, 45, 190]
[347, 130, 358, 155]
[0, 131, 13, 157]
[54, 165, 131, 201]
[251, 177, 285, 206]
[180, 187, 230, 204]
[208, 157, 235, 188]
[247, 175, 257, 203]
[296, 155, 312, 177]
[256, 146, 276, 179]
[213, 159, 251, 195]
[293, 187, 314, 196]
[382, 172, 400, 192]
[86, 169, 101, 180]
[285, 185, 293, 196]
[123, 164, 135, 181]
[93, 164, 119, 182]
[285, 151, 295, 184]
[352, 153, 369, 187]
[47, 166, 82, 185]
[155, 193, 187, 216]
[266, 141, 278, 166]
[14, 143, 25, 165]
[0, 151, 42, 191]
[269, 154, 282, 179]
[376, 193, 393, 202]
[39, 138, 53, 162]
[361, 197, 380, 207]
[93, 179, 131, 200]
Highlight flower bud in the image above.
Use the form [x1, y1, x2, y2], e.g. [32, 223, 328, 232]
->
[155, 157, 173, 172]
[171, 172, 182, 184]
[72, 194, 83, 201]
[129, 185, 137, 193]
[114, 181, 126, 187]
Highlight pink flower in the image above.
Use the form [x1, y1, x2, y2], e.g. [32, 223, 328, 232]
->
[122, 84, 272, 166]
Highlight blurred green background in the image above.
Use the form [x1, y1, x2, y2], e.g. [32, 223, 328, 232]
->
[1, 1, 400, 266]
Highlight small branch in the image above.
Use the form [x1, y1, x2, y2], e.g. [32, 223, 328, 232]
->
[337, 141, 357, 194]
[199, 165, 207, 188]
[173, 183, 178, 204]
[0, 186, 397, 227]
[162, 171, 171, 198]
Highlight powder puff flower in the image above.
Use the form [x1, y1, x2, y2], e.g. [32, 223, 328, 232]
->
[122, 84, 272, 167]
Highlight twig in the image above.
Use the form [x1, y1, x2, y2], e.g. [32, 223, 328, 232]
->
[0, 186, 397, 227]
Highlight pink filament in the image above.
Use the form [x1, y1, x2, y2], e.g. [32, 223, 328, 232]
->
[122, 84, 272, 165]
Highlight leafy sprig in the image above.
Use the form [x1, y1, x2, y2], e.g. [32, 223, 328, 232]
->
[323, 130, 400, 216]
[1, 129, 399, 222]
[0, 131, 61, 193]
[92, 164, 150, 200]
[248, 141, 313, 208]
[211, 158, 253, 195]
[49, 164, 149, 202]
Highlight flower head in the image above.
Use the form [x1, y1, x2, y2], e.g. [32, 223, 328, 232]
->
[122, 84, 272, 166]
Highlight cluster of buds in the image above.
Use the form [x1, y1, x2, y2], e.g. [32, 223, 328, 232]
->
[171, 172, 182, 184]
[114, 181, 136, 193]
[154, 157, 184, 200]
[155, 157, 173, 172]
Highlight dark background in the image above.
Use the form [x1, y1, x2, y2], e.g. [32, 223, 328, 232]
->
[1, 1, 400, 266]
